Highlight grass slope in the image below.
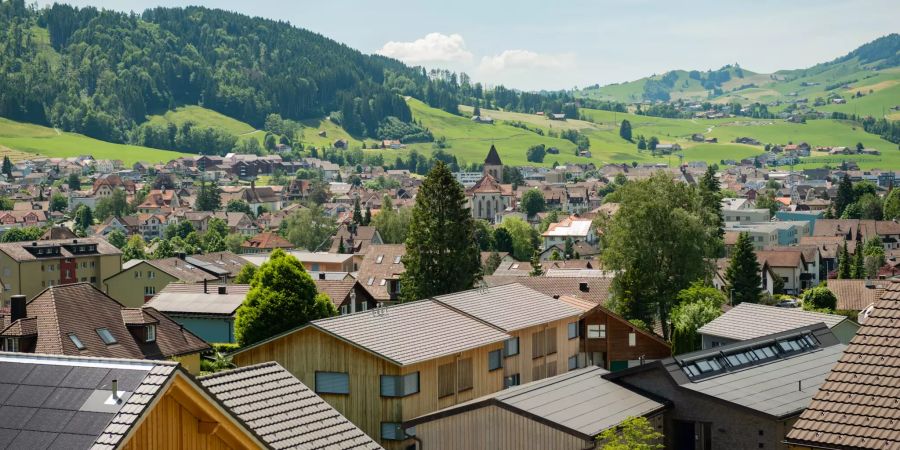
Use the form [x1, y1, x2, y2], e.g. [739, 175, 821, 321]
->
[143, 105, 266, 145]
[0, 117, 188, 165]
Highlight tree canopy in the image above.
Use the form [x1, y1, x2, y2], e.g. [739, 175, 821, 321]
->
[725, 232, 762, 305]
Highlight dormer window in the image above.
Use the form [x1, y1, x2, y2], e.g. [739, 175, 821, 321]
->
[3, 337, 18, 352]
[145, 325, 156, 343]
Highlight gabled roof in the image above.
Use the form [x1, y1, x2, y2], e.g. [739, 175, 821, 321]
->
[406, 366, 665, 439]
[356, 244, 406, 301]
[199, 362, 382, 450]
[433, 284, 582, 332]
[483, 276, 613, 305]
[310, 298, 509, 366]
[825, 279, 885, 311]
[698, 302, 851, 341]
[241, 232, 294, 250]
[786, 285, 900, 449]
[145, 284, 249, 317]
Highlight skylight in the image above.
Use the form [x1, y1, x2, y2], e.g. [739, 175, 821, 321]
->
[96, 328, 118, 345]
[376, 255, 384, 264]
[68, 333, 86, 350]
[394, 256, 402, 264]
[680, 332, 820, 381]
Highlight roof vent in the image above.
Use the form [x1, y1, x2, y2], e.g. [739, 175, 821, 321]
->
[865, 279, 875, 288]
[579, 282, 589, 292]
[319, 273, 326, 280]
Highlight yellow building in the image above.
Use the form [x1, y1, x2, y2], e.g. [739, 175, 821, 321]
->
[0, 236, 121, 305]
[103, 260, 181, 307]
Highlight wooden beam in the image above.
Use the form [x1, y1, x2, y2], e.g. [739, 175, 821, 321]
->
[198, 421, 220, 435]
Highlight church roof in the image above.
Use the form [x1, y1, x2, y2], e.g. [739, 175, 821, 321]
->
[484, 145, 503, 165]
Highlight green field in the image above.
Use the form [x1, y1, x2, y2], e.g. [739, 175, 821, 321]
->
[0, 117, 188, 165]
[144, 105, 267, 145]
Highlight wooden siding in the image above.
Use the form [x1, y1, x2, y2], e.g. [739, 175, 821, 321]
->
[122, 375, 258, 450]
[581, 308, 670, 369]
[503, 318, 581, 385]
[413, 404, 592, 450]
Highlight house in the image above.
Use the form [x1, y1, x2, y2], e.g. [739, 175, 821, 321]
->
[144, 283, 250, 344]
[824, 278, 884, 311]
[0, 210, 48, 231]
[198, 362, 382, 449]
[549, 113, 566, 120]
[698, 302, 859, 349]
[244, 250, 355, 273]
[0, 283, 209, 373]
[356, 244, 406, 303]
[137, 213, 168, 240]
[755, 250, 809, 294]
[329, 224, 384, 259]
[405, 366, 666, 450]
[607, 324, 846, 450]
[0, 353, 267, 449]
[784, 285, 900, 449]
[240, 231, 295, 254]
[471, 115, 494, 124]
[103, 260, 182, 307]
[482, 276, 613, 305]
[314, 279, 377, 315]
[573, 301, 672, 371]
[541, 215, 598, 251]
[0, 237, 122, 305]
[229, 284, 584, 448]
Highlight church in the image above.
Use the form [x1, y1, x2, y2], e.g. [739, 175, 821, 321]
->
[465, 145, 515, 223]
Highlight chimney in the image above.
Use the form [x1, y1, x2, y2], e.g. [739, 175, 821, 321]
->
[579, 282, 589, 292]
[203, 279, 208, 294]
[177, 252, 186, 260]
[10, 295, 26, 322]
[218, 286, 227, 295]
[319, 273, 326, 280]
[111, 379, 119, 401]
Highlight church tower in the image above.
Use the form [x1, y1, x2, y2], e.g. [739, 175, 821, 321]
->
[483, 144, 503, 181]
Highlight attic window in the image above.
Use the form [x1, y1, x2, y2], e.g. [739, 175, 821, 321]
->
[376, 255, 384, 264]
[145, 325, 156, 343]
[367, 277, 375, 286]
[96, 328, 117, 345]
[379, 279, 386, 286]
[511, 263, 519, 269]
[393, 256, 402, 264]
[68, 333, 86, 350]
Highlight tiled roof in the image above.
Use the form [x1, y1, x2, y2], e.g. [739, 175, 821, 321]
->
[199, 362, 382, 450]
[755, 250, 804, 268]
[0, 352, 175, 450]
[483, 276, 613, 305]
[143, 258, 219, 283]
[698, 303, 850, 341]
[356, 244, 405, 301]
[826, 279, 885, 311]
[433, 284, 582, 332]
[242, 232, 294, 250]
[314, 280, 357, 307]
[311, 298, 509, 366]
[0, 237, 120, 262]
[145, 285, 249, 316]
[786, 286, 900, 448]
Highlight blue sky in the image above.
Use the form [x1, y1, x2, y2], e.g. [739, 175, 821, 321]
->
[36, 0, 899, 90]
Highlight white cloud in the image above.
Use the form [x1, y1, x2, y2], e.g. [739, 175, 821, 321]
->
[376, 33, 473, 64]
[477, 49, 575, 73]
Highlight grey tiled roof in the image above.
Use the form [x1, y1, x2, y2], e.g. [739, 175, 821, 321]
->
[199, 362, 382, 450]
[698, 302, 850, 341]
[0, 352, 176, 450]
[409, 366, 664, 438]
[433, 284, 582, 332]
[312, 298, 509, 366]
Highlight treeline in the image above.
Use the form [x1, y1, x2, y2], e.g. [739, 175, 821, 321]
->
[831, 112, 900, 144]
[0, 0, 422, 147]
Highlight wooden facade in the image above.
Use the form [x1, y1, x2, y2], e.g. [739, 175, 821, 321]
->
[231, 326, 506, 449]
[580, 305, 671, 371]
[122, 374, 262, 450]
[503, 318, 581, 386]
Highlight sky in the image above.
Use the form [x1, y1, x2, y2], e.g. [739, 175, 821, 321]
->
[35, 0, 899, 91]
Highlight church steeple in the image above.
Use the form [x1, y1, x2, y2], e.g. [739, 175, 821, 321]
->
[483, 145, 503, 181]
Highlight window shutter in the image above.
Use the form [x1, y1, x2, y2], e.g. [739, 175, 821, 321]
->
[458, 358, 473, 391]
[532, 330, 545, 358]
[532, 363, 543, 381]
[438, 363, 456, 397]
[547, 362, 558, 377]
[546, 327, 558, 354]
[315, 372, 350, 394]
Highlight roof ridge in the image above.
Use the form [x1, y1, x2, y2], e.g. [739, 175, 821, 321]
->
[198, 361, 279, 380]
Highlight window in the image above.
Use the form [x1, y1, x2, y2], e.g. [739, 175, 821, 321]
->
[532, 330, 545, 358]
[393, 255, 401, 264]
[315, 372, 350, 395]
[68, 333, 86, 350]
[457, 358, 473, 391]
[381, 422, 403, 441]
[340, 305, 348, 315]
[134, 271, 140, 278]
[375, 255, 384, 264]
[567, 322, 578, 339]
[144, 286, 156, 296]
[628, 332, 637, 347]
[379, 279, 386, 286]
[90, 261, 95, 268]
[503, 337, 519, 357]
[504, 374, 520, 388]
[96, 328, 117, 345]
[90, 277, 96, 283]
[145, 325, 156, 343]
[3, 337, 18, 352]
[367, 277, 374, 286]
[380, 372, 419, 397]
[546, 327, 557, 354]
[148, 271, 155, 279]
[568, 356, 578, 371]
[488, 350, 502, 371]
[438, 362, 456, 398]
[587, 324, 606, 339]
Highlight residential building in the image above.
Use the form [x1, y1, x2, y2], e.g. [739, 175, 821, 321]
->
[756, 250, 810, 294]
[608, 324, 845, 450]
[725, 223, 780, 250]
[824, 278, 885, 311]
[572, 301, 672, 371]
[145, 283, 250, 344]
[356, 244, 405, 303]
[240, 231, 295, 254]
[0, 236, 122, 305]
[103, 260, 181, 307]
[541, 215, 598, 251]
[0, 210, 48, 231]
[698, 302, 858, 349]
[785, 285, 900, 449]
[329, 224, 384, 259]
[482, 276, 612, 305]
[405, 366, 666, 450]
[0, 353, 266, 449]
[314, 279, 377, 315]
[0, 283, 209, 373]
[198, 362, 382, 449]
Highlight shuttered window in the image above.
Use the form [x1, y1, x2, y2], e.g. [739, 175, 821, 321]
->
[488, 350, 502, 371]
[458, 358, 473, 391]
[315, 372, 350, 395]
[438, 362, 456, 398]
[567, 322, 578, 339]
[532, 363, 543, 381]
[380, 372, 419, 397]
[547, 362, 558, 377]
[546, 327, 558, 354]
[503, 337, 519, 357]
[532, 330, 545, 359]
[381, 422, 403, 441]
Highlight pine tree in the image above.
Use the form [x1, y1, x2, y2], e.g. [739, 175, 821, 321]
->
[725, 232, 761, 305]
[529, 250, 543, 276]
[852, 246, 866, 279]
[619, 119, 632, 142]
[352, 197, 363, 224]
[699, 166, 725, 251]
[338, 236, 346, 254]
[363, 206, 372, 226]
[836, 241, 851, 279]
[1, 156, 11, 179]
[564, 237, 574, 260]
[196, 180, 222, 211]
[834, 174, 854, 217]
[400, 162, 481, 301]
